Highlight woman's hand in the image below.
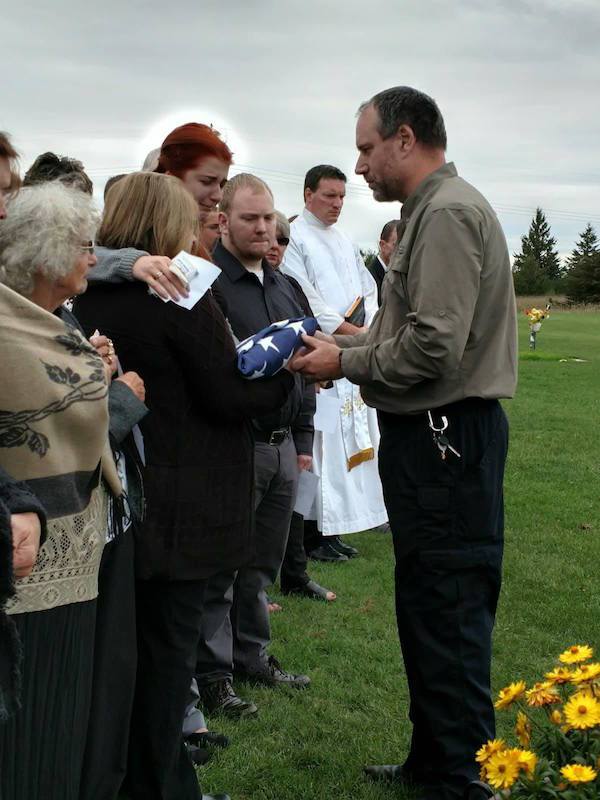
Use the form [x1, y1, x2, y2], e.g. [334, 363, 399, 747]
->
[115, 371, 146, 403]
[132, 256, 189, 301]
[11, 512, 42, 578]
[89, 332, 118, 380]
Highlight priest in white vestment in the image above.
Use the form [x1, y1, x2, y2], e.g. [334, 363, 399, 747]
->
[282, 165, 388, 548]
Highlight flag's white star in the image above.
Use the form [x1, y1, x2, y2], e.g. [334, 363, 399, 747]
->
[258, 335, 280, 353]
[251, 362, 267, 379]
[288, 320, 306, 335]
[237, 338, 254, 353]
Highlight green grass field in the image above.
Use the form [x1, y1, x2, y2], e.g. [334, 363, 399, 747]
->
[199, 312, 600, 800]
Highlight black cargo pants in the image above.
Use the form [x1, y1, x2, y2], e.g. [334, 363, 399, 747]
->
[378, 398, 508, 800]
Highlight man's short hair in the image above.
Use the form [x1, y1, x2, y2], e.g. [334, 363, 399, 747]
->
[380, 219, 400, 242]
[220, 173, 272, 216]
[23, 152, 93, 194]
[304, 165, 346, 195]
[360, 86, 447, 150]
[104, 173, 127, 201]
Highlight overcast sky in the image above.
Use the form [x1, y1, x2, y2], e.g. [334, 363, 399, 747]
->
[4, 0, 600, 258]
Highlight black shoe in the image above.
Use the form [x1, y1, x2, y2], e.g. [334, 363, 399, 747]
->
[199, 678, 258, 718]
[186, 742, 211, 766]
[237, 655, 311, 688]
[373, 522, 391, 533]
[329, 536, 359, 558]
[201, 795, 231, 800]
[364, 764, 421, 785]
[282, 579, 335, 601]
[186, 730, 230, 749]
[464, 781, 495, 799]
[308, 543, 348, 562]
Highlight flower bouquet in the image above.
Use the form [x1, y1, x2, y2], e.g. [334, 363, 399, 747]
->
[475, 645, 600, 798]
[524, 307, 550, 350]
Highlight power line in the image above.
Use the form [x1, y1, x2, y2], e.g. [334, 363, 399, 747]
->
[84, 162, 600, 226]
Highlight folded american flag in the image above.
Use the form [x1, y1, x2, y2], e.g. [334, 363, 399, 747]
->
[237, 317, 318, 379]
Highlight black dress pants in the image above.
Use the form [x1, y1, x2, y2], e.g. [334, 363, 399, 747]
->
[81, 528, 136, 800]
[127, 579, 207, 800]
[280, 512, 310, 591]
[378, 399, 507, 800]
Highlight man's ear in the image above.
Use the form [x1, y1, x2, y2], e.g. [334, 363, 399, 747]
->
[218, 211, 228, 235]
[396, 124, 416, 154]
[304, 187, 312, 205]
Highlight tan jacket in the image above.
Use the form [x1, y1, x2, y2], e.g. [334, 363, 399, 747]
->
[336, 163, 517, 414]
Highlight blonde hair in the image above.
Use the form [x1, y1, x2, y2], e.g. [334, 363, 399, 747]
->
[98, 172, 199, 258]
[220, 172, 272, 216]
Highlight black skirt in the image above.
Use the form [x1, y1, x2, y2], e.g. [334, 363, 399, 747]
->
[0, 599, 97, 800]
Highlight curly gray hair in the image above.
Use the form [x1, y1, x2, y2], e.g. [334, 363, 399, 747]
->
[0, 181, 98, 297]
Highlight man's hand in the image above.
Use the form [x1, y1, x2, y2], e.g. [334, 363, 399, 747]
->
[314, 330, 336, 345]
[333, 320, 364, 336]
[11, 512, 42, 578]
[115, 371, 146, 403]
[290, 335, 343, 381]
[133, 256, 189, 301]
[297, 454, 313, 471]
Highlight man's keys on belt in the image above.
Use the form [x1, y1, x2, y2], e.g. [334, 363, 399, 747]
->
[434, 433, 461, 461]
[427, 410, 461, 461]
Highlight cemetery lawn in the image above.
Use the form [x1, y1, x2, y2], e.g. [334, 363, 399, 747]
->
[198, 311, 600, 800]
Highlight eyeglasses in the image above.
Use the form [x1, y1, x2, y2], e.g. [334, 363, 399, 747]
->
[80, 241, 95, 254]
[277, 237, 289, 246]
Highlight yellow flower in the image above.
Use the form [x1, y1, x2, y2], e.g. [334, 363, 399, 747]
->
[495, 681, 526, 710]
[559, 644, 594, 664]
[475, 739, 506, 764]
[563, 692, 600, 730]
[515, 712, 532, 747]
[515, 749, 537, 776]
[571, 663, 600, 685]
[525, 681, 561, 707]
[560, 764, 598, 784]
[545, 667, 574, 684]
[550, 709, 563, 725]
[485, 750, 521, 790]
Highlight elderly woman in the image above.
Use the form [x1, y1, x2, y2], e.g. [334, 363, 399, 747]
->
[0, 182, 122, 800]
[74, 171, 293, 800]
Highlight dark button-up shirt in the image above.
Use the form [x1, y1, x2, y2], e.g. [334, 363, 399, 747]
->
[212, 241, 314, 453]
[336, 162, 518, 414]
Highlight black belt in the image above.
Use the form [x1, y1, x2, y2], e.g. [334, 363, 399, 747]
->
[253, 427, 290, 446]
[378, 398, 498, 429]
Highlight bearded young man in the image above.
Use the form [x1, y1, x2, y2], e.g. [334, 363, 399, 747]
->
[195, 174, 313, 718]
[291, 86, 517, 800]
[281, 165, 388, 562]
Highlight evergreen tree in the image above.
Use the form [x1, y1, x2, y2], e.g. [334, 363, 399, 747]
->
[564, 223, 598, 271]
[512, 253, 549, 295]
[513, 207, 562, 282]
[565, 251, 600, 303]
[361, 248, 378, 269]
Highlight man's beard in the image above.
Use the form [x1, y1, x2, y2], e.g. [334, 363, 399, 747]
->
[228, 227, 269, 261]
[371, 178, 399, 203]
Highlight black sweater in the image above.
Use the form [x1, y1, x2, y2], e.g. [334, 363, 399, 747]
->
[74, 282, 293, 580]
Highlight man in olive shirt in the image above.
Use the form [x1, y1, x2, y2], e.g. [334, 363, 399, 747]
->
[292, 86, 517, 800]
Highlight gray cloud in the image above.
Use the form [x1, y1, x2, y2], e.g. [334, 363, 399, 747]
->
[5, 0, 600, 256]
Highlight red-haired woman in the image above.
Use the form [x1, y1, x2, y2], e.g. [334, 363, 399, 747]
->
[92, 122, 232, 296]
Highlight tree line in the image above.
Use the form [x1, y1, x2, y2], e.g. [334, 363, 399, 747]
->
[512, 208, 600, 302]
